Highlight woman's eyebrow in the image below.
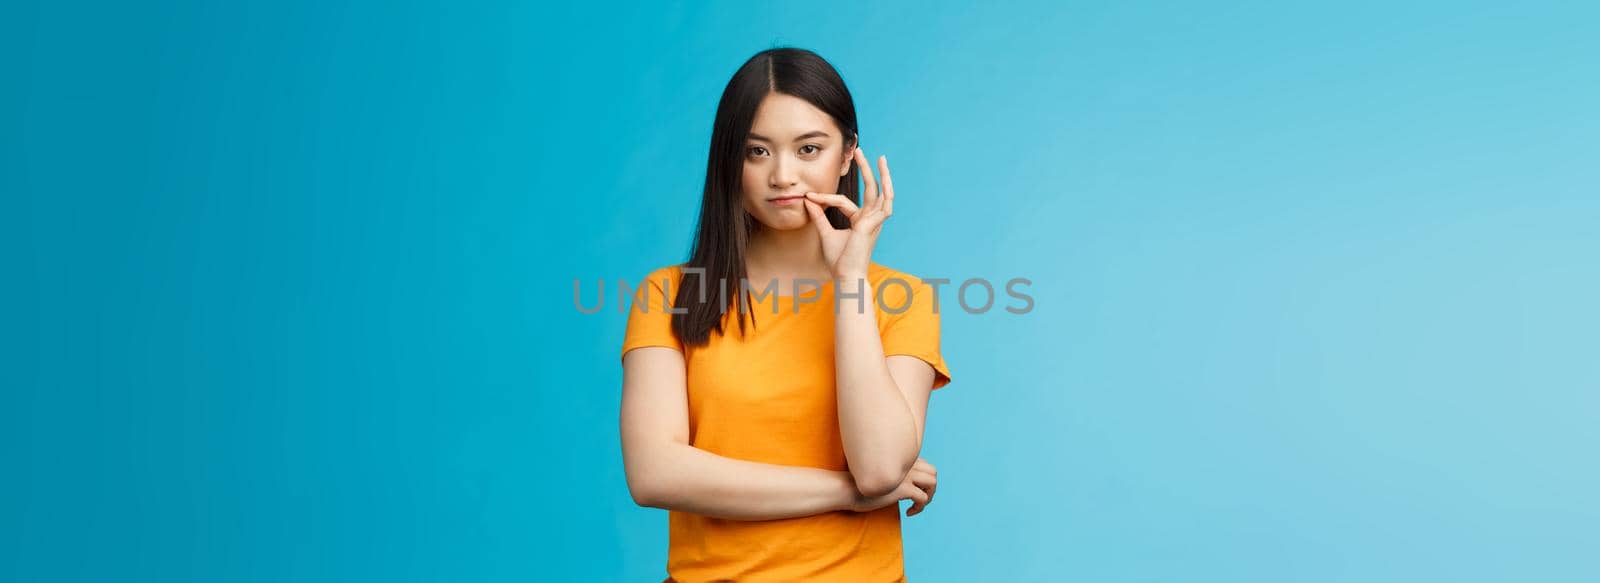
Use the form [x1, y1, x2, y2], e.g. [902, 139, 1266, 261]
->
[747, 130, 831, 142]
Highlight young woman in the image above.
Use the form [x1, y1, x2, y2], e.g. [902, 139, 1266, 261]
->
[619, 47, 953, 582]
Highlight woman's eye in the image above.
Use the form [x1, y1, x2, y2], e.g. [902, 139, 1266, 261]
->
[748, 146, 767, 157]
[800, 145, 820, 155]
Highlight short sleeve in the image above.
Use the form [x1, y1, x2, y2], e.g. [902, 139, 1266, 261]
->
[620, 266, 684, 362]
[877, 273, 952, 390]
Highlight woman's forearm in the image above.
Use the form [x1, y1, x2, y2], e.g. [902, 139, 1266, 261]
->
[634, 441, 859, 521]
[832, 273, 921, 496]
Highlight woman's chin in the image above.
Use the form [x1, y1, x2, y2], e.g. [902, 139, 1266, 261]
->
[754, 213, 811, 231]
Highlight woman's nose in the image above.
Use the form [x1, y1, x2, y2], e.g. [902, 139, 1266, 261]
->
[770, 155, 801, 188]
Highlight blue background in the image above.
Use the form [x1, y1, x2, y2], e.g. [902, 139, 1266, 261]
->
[5, 1, 1597, 581]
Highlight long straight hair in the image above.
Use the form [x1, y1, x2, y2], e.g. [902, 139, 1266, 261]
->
[671, 47, 861, 347]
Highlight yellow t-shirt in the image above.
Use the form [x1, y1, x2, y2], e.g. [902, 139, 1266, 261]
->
[621, 261, 952, 583]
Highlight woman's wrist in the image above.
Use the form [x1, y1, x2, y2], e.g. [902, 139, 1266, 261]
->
[830, 271, 875, 317]
[830, 470, 865, 512]
[830, 269, 869, 282]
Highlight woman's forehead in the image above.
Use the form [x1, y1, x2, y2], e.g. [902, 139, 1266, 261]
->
[748, 94, 836, 141]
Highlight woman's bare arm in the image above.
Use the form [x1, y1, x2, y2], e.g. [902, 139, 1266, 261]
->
[833, 277, 936, 497]
[620, 346, 862, 521]
[801, 150, 939, 499]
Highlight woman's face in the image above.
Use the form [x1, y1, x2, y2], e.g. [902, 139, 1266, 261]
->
[740, 92, 853, 231]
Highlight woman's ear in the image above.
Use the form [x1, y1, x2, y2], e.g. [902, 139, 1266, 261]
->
[838, 141, 854, 177]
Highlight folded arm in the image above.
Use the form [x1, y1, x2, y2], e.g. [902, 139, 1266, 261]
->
[833, 275, 938, 497]
[621, 346, 859, 521]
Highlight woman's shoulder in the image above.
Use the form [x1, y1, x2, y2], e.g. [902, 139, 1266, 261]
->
[635, 263, 687, 287]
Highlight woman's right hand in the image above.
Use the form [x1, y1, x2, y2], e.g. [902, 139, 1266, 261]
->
[849, 457, 938, 516]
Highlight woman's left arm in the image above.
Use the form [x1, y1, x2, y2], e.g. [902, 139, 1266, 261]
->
[802, 148, 937, 498]
[833, 277, 937, 497]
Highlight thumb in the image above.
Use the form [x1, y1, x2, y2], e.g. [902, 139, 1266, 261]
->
[803, 199, 828, 228]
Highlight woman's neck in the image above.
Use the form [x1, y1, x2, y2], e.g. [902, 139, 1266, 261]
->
[745, 226, 832, 284]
